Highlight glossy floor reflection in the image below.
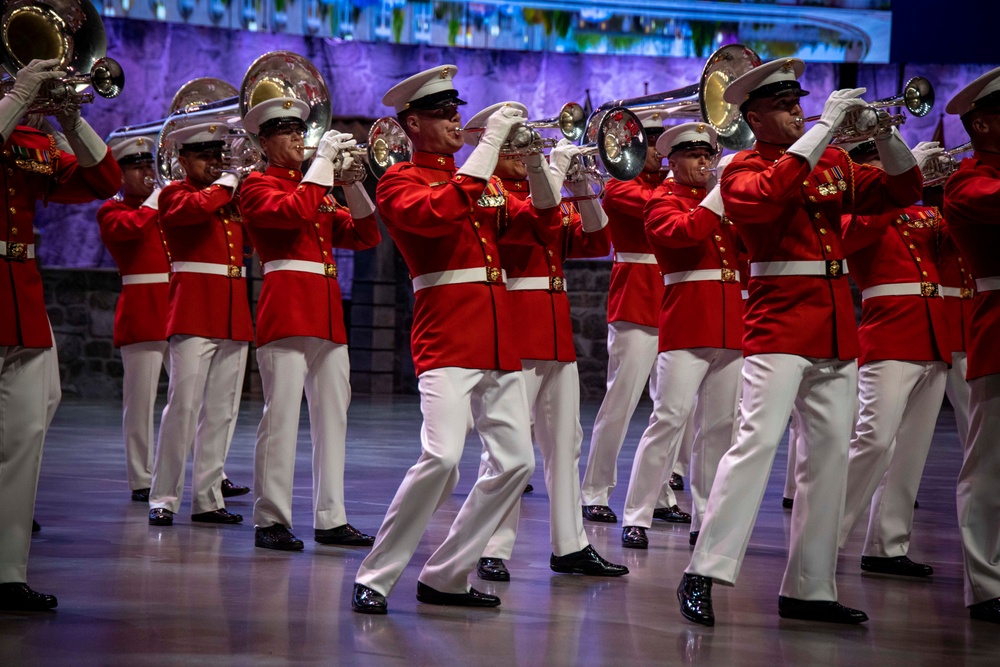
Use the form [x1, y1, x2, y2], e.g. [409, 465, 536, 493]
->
[4, 397, 999, 665]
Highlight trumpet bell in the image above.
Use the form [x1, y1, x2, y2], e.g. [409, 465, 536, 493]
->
[597, 107, 647, 181]
[700, 44, 761, 150]
[170, 77, 238, 114]
[902, 76, 934, 118]
[557, 102, 586, 143]
[367, 116, 411, 180]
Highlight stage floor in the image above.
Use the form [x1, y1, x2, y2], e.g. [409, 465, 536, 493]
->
[3, 396, 998, 665]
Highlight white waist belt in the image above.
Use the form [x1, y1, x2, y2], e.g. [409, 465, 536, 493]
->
[0, 240, 35, 260]
[861, 282, 941, 301]
[171, 261, 246, 278]
[121, 273, 170, 286]
[614, 252, 657, 265]
[663, 268, 740, 286]
[412, 267, 505, 292]
[976, 276, 1000, 292]
[506, 275, 566, 291]
[262, 259, 338, 277]
[751, 259, 849, 278]
[940, 285, 974, 299]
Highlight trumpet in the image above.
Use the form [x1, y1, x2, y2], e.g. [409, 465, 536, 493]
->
[921, 142, 972, 187]
[560, 106, 650, 199]
[464, 101, 587, 157]
[0, 0, 125, 114]
[796, 77, 934, 143]
[332, 116, 412, 185]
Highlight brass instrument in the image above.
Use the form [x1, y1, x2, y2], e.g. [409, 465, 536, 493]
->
[464, 101, 588, 157]
[170, 77, 238, 114]
[796, 77, 935, 143]
[583, 44, 762, 151]
[333, 116, 412, 185]
[0, 0, 124, 114]
[563, 106, 649, 198]
[921, 142, 972, 187]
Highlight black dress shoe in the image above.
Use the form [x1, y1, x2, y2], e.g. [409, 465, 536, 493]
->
[778, 596, 868, 624]
[523, 484, 534, 494]
[550, 545, 629, 576]
[622, 526, 648, 549]
[860, 555, 933, 577]
[689, 531, 699, 546]
[352, 583, 387, 615]
[255, 524, 304, 551]
[677, 573, 714, 626]
[149, 508, 173, 526]
[969, 598, 1000, 624]
[477, 558, 510, 581]
[31, 519, 40, 533]
[416, 582, 500, 607]
[315, 524, 375, 546]
[191, 508, 243, 524]
[0, 583, 58, 611]
[131, 488, 150, 502]
[653, 505, 692, 524]
[669, 472, 685, 491]
[782, 497, 794, 509]
[582, 505, 618, 523]
[221, 478, 250, 498]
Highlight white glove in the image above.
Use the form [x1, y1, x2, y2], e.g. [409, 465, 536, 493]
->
[57, 110, 109, 168]
[344, 181, 376, 219]
[910, 140, 944, 175]
[457, 105, 524, 182]
[875, 127, 918, 176]
[577, 198, 608, 232]
[212, 172, 240, 192]
[316, 131, 356, 163]
[141, 188, 161, 211]
[788, 88, 867, 170]
[526, 151, 562, 210]
[548, 139, 580, 183]
[0, 58, 64, 141]
[699, 184, 725, 217]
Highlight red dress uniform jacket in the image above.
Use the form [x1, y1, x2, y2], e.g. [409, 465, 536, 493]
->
[603, 171, 666, 328]
[98, 195, 171, 347]
[842, 206, 951, 367]
[644, 179, 743, 353]
[240, 166, 381, 347]
[375, 152, 556, 376]
[943, 152, 1000, 379]
[499, 178, 611, 362]
[158, 178, 253, 342]
[1, 127, 121, 347]
[937, 219, 974, 354]
[722, 142, 922, 360]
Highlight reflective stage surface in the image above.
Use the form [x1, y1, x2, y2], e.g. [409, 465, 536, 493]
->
[3, 397, 998, 665]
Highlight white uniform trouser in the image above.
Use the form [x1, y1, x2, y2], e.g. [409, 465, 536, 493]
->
[254, 337, 351, 530]
[356, 367, 534, 596]
[582, 321, 672, 507]
[623, 348, 743, 531]
[688, 354, 858, 601]
[120, 341, 170, 491]
[0, 341, 60, 583]
[673, 411, 694, 478]
[783, 409, 804, 500]
[945, 352, 971, 448]
[958, 374, 1000, 606]
[149, 335, 248, 515]
[483, 360, 590, 559]
[839, 360, 947, 555]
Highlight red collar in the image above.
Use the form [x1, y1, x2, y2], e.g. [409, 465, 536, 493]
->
[973, 150, 1000, 169]
[753, 141, 793, 162]
[412, 151, 456, 172]
[639, 171, 664, 186]
[123, 194, 145, 208]
[266, 165, 303, 180]
[501, 178, 528, 192]
[668, 177, 707, 198]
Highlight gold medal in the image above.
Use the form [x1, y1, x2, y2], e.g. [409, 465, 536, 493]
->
[838, 179, 847, 191]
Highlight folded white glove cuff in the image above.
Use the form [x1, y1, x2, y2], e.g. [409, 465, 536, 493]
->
[699, 186, 725, 217]
[526, 165, 561, 209]
[577, 198, 608, 232]
[63, 117, 109, 168]
[141, 188, 161, 211]
[457, 142, 501, 183]
[876, 129, 918, 176]
[0, 96, 28, 143]
[786, 123, 834, 171]
[212, 172, 240, 192]
[302, 156, 335, 188]
[344, 182, 376, 219]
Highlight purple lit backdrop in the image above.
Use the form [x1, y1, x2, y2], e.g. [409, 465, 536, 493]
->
[33, 18, 996, 268]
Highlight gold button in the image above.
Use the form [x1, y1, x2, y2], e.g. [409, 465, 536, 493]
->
[480, 237, 487, 244]
[228, 243, 234, 248]
[10, 226, 17, 235]
[922, 270, 928, 276]
[288, 170, 296, 177]
[915, 257, 922, 262]
[714, 235, 722, 241]
[719, 247, 726, 252]
[8, 207, 15, 215]
[819, 228, 827, 235]
[903, 230, 910, 236]
[470, 207, 475, 213]
[323, 250, 329, 255]
[319, 236, 324, 242]
[473, 221, 480, 229]
[6, 168, 13, 176]
[230, 255, 236, 261]
[7, 187, 13, 196]
[486, 254, 492, 262]
[825, 245, 832, 252]
[802, 181, 810, 186]
[162, 240, 168, 245]
[548, 249, 554, 256]
[814, 213, 821, 219]
[958, 257, 964, 263]
[314, 223, 320, 228]
[550, 265, 557, 272]
[226, 230, 232, 236]
[808, 196, 816, 202]
[960, 268, 966, 274]
[908, 243, 915, 249]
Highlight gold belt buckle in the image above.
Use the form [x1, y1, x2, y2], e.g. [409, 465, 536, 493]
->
[721, 268, 737, 283]
[5, 242, 27, 261]
[824, 259, 843, 278]
[961, 287, 974, 299]
[920, 282, 939, 297]
[227, 264, 243, 279]
[486, 267, 502, 284]
[550, 275, 565, 291]
[324, 263, 338, 278]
